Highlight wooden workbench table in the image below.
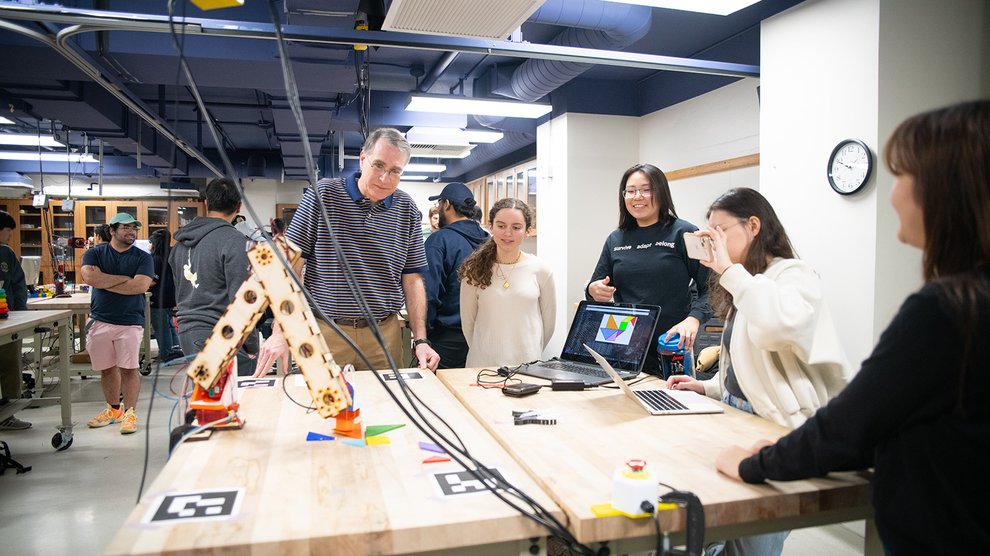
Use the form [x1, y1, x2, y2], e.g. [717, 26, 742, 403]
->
[437, 369, 877, 553]
[105, 369, 563, 555]
[0, 309, 74, 450]
[28, 291, 153, 374]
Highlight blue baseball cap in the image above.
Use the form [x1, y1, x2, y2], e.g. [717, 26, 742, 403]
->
[428, 182, 475, 208]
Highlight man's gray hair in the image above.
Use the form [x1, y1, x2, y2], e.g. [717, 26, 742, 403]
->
[362, 128, 411, 159]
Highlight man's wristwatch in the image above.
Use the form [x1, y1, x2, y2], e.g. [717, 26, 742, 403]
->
[412, 338, 432, 348]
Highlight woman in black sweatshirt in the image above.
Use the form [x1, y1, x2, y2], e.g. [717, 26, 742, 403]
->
[716, 100, 990, 554]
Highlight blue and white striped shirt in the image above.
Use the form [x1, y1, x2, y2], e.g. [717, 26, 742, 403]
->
[284, 174, 427, 320]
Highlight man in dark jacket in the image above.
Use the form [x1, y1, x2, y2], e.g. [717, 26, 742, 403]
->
[170, 177, 257, 375]
[0, 210, 30, 429]
[423, 183, 488, 368]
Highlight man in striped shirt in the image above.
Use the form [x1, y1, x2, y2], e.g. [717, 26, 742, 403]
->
[254, 128, 441, 372]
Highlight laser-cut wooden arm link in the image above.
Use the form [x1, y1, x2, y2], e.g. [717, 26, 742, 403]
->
[186, 240, 352, 418]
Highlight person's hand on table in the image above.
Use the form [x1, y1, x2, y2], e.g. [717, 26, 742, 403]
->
[415, 342, 440, 372]
[716, 439, 773, 481]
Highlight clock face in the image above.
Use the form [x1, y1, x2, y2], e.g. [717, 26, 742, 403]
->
[828, 139, 873, 195]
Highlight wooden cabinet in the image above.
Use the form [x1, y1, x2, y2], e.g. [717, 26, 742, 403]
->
[1, 196, 205, 286]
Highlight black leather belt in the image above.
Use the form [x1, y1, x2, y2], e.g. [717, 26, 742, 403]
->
[333, 314, 393, 329]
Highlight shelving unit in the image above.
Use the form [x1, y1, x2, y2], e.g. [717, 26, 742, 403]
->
[1, 197, 206, 286]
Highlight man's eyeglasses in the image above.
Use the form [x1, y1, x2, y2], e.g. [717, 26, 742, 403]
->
[370, 160, 403, 180]
[623, 188, 653, 198]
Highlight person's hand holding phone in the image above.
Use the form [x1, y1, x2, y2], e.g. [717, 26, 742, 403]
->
[694, 227, 733, 275]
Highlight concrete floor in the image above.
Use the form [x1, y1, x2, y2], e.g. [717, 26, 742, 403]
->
[0, 357, 868, 555]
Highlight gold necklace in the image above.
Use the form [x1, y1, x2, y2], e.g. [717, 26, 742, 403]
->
[495, 251, 523, 289]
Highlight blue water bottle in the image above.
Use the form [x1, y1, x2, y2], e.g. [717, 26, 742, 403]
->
[657, 333, 695, 379]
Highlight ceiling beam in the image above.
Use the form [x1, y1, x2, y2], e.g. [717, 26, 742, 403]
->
[0, 3, 760, 78]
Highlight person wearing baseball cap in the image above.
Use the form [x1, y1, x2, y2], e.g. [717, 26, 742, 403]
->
[80, 211, 154, 435]
[423, 182, 489, 368]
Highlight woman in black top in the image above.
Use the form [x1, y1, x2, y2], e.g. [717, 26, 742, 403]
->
[148, 229, 182, 362]
[716, 100, 990, 554]
[586, 164, 710, 374]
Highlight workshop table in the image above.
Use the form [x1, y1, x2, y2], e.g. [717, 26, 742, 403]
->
[105, 369, 563, 555]
[0, 309, 74, 450]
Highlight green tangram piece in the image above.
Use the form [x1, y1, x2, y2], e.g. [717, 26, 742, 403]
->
[365, 424, 406, 437]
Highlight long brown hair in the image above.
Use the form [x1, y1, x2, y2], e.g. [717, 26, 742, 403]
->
[706, 188, 797, 317]
[884, 100, 990, 406]
[617, 164, 678, 231]
[459, 198, 533, 288]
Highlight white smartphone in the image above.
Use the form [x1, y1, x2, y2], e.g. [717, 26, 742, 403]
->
[683, 233, 713, 262]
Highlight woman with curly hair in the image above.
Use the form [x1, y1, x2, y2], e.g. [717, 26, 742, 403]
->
[459, 198, 556, 368]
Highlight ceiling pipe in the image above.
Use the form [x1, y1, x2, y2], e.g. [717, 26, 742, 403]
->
[505, 0, 653, 102]
[416, 51, 458, 93]
[0, 18, 223, 177]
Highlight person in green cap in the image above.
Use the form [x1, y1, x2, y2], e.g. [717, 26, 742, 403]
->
[80, 212, 154, 435]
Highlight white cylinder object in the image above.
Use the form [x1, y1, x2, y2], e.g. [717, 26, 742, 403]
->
[612, 459, 659, 516]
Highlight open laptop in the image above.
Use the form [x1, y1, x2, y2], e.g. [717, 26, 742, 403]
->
[516, 301, 660, 387]
[585, 344, 724, 415]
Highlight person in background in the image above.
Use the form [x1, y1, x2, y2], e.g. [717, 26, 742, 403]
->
[428, 205, 440, 234]
[715, 100, 990, 554]
[459, 198, 555, 368]
[80, 213, 154, 434]
[170, 177, 257, 375]
[666, 188, 852, 556]
[0, 210, 30, 430]
[93, 223, 111, 245]
[254, 128, 440, 373]
[586, 163, 711, 374]
[423, 182, 488, 368]
[148, 229, 182, 363]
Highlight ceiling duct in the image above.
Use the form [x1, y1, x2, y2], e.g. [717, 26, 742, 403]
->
[382, 0, 544, 39]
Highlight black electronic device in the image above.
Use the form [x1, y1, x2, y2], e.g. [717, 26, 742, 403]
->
[502, 383, 541, 398]
[551, 380, 586, 391]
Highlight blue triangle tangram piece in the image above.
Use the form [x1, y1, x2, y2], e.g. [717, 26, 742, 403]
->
[306, 431, 335, 442]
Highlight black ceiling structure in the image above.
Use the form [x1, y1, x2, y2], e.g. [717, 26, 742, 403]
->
[0, 0, 803, 186]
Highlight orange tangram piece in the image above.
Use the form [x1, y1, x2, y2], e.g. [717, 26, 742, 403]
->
[422, 455, 451, 464]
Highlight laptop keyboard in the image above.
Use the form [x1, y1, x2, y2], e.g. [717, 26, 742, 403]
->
[539, 360, 610, 378]
[634, 390, 689, 412]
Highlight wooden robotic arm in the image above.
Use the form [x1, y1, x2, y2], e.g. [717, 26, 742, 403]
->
[186, 239, 352, 419]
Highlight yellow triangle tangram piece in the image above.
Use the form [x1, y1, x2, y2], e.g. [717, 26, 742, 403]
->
[366, 436, 391, 446]
[606, 315, 618, 329]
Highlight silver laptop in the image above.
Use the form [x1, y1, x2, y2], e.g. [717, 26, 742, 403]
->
[584, 344, 724, 415]
[517, 301, 661, 387]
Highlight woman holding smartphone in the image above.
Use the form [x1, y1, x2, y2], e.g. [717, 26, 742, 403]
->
[669, 187, 851, 556]
[715, 101, 990, 554]
[586, 164, 710, 374]
[460, 198, 556, 368]
[668, 188, 851, 429]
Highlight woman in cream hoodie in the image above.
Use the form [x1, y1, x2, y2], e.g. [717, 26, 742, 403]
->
[668, 187, 851, 429]
[668, 187, 852, 556]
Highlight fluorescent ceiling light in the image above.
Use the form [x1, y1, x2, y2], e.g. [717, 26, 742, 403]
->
[0, 171, 32, 187]
[403, 162, 447, 173]
[398, 175, 429, 181]
[463, 129, 504, 143]
[407, 95, 551, 119]
[406, 126, 504, 145]
[0, 116, 14, 125]
[0, 151, 99, 163]
[0, 133, 65, 147]
[600, 0, 761, 16]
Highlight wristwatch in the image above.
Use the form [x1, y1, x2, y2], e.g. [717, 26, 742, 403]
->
[412, 338, 432, 348]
